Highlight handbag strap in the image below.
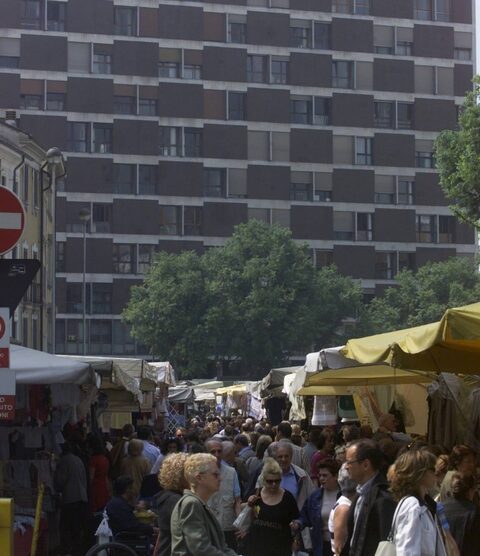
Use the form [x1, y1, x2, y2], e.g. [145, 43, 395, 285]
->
[386, 496, 409, 542]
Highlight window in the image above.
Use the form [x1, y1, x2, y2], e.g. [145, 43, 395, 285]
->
[416, 140, 435, 168]
[333, 135, 354, 164]
[455, 48, 471, 61]
[139, 165, 158, 195]
[47, 1, 66, 31]
[67, 122, 89, 152]
[437, 67, 454, 96]
[228, 92, 246, 121]
[248, 131, 269, 160]
[375, 252, 397, 279]
[291, 96, 312, 124]
[313, 250, 333, 269]
[21, 0, 41, 29]
[398, 178, 414, 204]
[114, 95, 136, 115]
[66, 284, 83, 313]
[0, 38, 20, 68]
[248, 208, 270, 223]
[91, 284, 112, 314]
[89, 321, 112, 355]
[332, 0, 351, 14]
[247, 55, 267, 83]
[357, 213, 373, 240]
[356, 61, 373, 90]
[415, 65, 435, 94]
[374, 102, 394, 129]
[184, 128, 202, 157]
[20, 94, 43, 111]
[138, 245, 156, 274]
[159, 127, 181, 157]
[439, 215, 455, 243]
[93, 46, 112, 74]
[47, 92, 65, 111]
[374, 26, 394, 55]
[113, 164, 136, 194]
[56, 241, 65, 272]
[397, 103, 413, 129]
[271, 57, 289, 84]
[399, 252, 415, 271]
[354, 0, 370, 15]
[396, 41, 412, 56]
[290, 172, 313, 201]
[272, 132, 289, 162]
[435, 0, 450, 22]
[92, 203, 112, 233]
[415, 0, 432, 20]
[332, 61, 353, 89]
[355, 137, 373, 165]
[314, 97, 331, 125]
[139, 98, 158, 116]
[334, 211, 355, 240]
[228, 169, 247, 198]
[159, 206, 181, 235]
[454, 32, 472, 61]
[314, 172, 332, 201]
[204, 168, 226, 197]
[113, 321, 135, 355]
[417, 215, 436, 242]
[272, 209, 290, 228]
[314, 23, 331, 50]
[375, 175, 395, 204]
[183, 64, 202, 80]
[228, 16, 246, 44]
[159, 61, 180, 77]
[396, 28, 413, 56]
[93, 124, 112, 153]
[113, 244, 135, 273]
[184, 207, 203, 236]
[114, 6, 137, 36]
[289, 22, 312, 49]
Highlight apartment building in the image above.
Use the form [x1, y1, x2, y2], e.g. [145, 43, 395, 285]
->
[0, 0, 475, 356]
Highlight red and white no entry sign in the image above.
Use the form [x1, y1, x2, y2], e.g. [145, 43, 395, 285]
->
[0, 186, 26, 255]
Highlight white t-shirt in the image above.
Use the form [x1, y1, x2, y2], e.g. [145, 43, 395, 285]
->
[328, 495, 352, 553]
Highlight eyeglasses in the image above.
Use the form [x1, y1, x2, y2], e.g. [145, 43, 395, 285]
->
[264, 478, 281, 485]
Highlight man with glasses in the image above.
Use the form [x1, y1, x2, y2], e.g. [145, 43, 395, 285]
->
[344, 440, 396, 556]
[206, 439, 243, 550]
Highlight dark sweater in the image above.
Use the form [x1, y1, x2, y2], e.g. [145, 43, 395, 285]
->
[105, 496, 153, 536]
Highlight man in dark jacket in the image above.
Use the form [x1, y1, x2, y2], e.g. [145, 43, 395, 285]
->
[344, 439, 396, 556]
[106, 476, 155, 536]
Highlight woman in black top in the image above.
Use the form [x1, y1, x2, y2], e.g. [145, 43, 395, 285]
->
[246, 458, 299, 556]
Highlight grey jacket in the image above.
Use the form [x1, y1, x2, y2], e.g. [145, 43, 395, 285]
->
[171, 490, 238, 556]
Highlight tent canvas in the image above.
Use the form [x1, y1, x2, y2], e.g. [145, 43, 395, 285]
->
[342, 302, 480, 374]
[11, 345, 92, 384]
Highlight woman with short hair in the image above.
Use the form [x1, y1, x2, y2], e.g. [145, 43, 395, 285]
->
[170, 453, 238, 556]
[389, 449, 447, 555]
[246, 458, 299, 556]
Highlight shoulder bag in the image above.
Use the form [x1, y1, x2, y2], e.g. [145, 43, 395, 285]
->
[374, 497, 409, 556]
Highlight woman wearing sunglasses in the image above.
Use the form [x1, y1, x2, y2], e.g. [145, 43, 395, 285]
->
[245, 457, 299, 556]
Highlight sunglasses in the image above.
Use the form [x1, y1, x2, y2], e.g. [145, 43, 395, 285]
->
[264, 478, 281, 485]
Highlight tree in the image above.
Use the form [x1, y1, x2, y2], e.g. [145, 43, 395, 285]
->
[123, 220, 362, 378]
[362, 257, 480, 334]
[435, 76, 480, 228]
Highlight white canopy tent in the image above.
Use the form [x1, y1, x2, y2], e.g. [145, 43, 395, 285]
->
[10, 344, 93, 384]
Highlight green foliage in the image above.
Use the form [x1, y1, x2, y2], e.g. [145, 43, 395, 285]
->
[123, 220, 361, 377]
[362, 257, 480, 334]
[435, 76, 480, 228]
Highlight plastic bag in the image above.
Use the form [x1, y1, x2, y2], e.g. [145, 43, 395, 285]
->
[233, 505, 253, 532]
[95, 510, 113, 549]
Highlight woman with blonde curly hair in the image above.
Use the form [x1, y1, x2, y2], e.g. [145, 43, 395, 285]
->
[171, 453, 238, 556]
[151, 453, 189, 556]
[389, 449, 447, 555]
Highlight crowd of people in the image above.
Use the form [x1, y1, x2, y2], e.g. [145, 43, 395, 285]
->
[53, 414, 480, 556]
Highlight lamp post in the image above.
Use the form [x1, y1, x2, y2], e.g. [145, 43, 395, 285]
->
[78, 208, 90, 356]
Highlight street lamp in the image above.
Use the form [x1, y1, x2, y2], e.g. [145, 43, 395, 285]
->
[78, 208, 90, 356]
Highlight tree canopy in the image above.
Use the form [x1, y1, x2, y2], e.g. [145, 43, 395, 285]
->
[361, 257, 480, 335]
[123, 220, 362, 377]
[435, 76, 480, 228]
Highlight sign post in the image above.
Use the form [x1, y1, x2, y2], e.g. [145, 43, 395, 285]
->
[0, 308, 14, 421]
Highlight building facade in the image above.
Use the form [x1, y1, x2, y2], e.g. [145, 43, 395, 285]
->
[0, 121, 56, 352]
[0, 0, 475, 356]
